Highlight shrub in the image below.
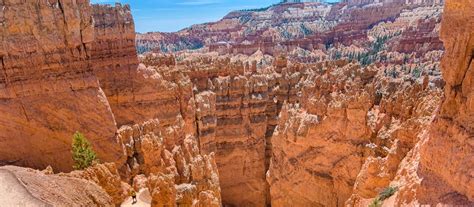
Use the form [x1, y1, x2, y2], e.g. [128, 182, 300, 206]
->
[71, 131, 98, 170]
[411, 67, 422, 79]
[369, 186, 398, 207]
[379, 186, 398, 200]
[369, 198, 382, 207]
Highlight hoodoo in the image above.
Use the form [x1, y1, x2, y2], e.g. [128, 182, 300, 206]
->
[0, 0, 472, 206]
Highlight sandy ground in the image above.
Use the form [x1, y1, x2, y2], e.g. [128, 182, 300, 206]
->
[121, 189, 152, 207]
[0, 169, 49, 206]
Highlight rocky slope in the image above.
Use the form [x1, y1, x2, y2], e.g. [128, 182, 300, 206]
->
[0, 163, 122, 206]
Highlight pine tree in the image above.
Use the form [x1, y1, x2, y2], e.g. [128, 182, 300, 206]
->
[71, 131, 97, 170]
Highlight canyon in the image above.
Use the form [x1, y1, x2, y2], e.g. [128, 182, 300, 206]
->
[0, 0, 473, 207]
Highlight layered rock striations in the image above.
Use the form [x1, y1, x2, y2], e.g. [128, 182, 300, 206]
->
[0, 1, 222, 206]
[0, 0, 124, 172]
[3, 0, 474, 206]
[136, 1, 444, 56]
[369, 0, 473, 205]
[346, 0, 473, 206]
[136, 1, 448, 205]
[90, 3, 222, 206]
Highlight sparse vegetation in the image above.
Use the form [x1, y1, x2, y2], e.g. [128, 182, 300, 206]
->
[71, 131, 98, 170]
[300, 24, 313, 36]
[379, 186, 398, 200]
[369, 198, 382, 207]
[369, 186, 399, 207]
[239, 3, 279, 12]
[411, 66, 422, 78]
[347, 31, 402, 66]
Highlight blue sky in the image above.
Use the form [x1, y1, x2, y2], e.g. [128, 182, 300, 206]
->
[91, 0, 339, 33]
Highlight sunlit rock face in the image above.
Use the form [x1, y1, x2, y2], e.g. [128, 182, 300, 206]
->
[135, 1, 447, 206]
[0, 0, 124, 172]
[136, 0, 444, 56]
[415, 0, 473, 204]
[0, 2, 221, 206]
[116, 118, 221, 207]
[347, 0, 473, 206]
[2, 0, 474, 206]
[90, 4, 140, 126]
[90, 4, 223, 205]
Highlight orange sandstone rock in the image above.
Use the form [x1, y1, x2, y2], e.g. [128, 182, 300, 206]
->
[0, 0, 125, 172]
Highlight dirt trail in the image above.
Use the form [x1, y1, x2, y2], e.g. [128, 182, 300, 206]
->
[121, 189, 151, 207]
[0, 169, 49, 206]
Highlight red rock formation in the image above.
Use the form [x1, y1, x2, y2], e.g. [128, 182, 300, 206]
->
[417, 0, 473, 203]
[90, 4, 222, 205]
[91, 4, 139, 126]
[137, 1, 444, 58]
[6, 0, 474, 206]
[347, 0, 473, 206]
[117, 119, 221, 206]
[68, 163, 127, 205]
[0, 1, 222, 206]
[0, 0, 124, 172]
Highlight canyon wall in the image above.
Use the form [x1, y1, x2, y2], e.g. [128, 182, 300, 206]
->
[2, 0, 474, 206]
[136, 1, 444, 56]
[138, 2, 445, 206]
[412, 0, 473, 204]
[90, 4, 222, 206]
[0, 2, 222, 206]
[0, 0, 124, 172]
[346, 0, 473, 206]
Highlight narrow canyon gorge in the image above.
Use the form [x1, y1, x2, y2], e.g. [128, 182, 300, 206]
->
[0, 0, 472, 206]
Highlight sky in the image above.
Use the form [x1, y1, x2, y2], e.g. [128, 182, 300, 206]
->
[91, 0, 340, 33]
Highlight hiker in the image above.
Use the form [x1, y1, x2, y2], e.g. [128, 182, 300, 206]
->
[130, 189, 137, 204]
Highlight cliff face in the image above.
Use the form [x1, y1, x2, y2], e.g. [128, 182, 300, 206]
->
[0, 0, 124, 172]
[347, 0, 473, 206]
[135, 2, 445, 205]
[3, 0, 474, 206]
[90, 4, 222, 205]
[417, 0, 473, 203]
[0, 2, 222, 206]
[91, 4, 140, 126]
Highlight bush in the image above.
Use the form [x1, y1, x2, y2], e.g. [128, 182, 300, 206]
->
[369, 186, 398, 207]
[369, 198, 382, 207]
[379, 186, 398, 200]
[411, 67, 422, 79]
[71, 131, 98, 170]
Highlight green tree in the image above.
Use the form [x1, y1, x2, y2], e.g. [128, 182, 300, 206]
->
[71, 131, 98, 170]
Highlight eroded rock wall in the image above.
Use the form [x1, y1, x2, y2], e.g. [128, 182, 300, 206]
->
[117, 119, 221, 206]
[403, 0, 473, 204]
[90, 4, 222, 205]
[0, 0, 124, 172]
[347, 0, 473, 206]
